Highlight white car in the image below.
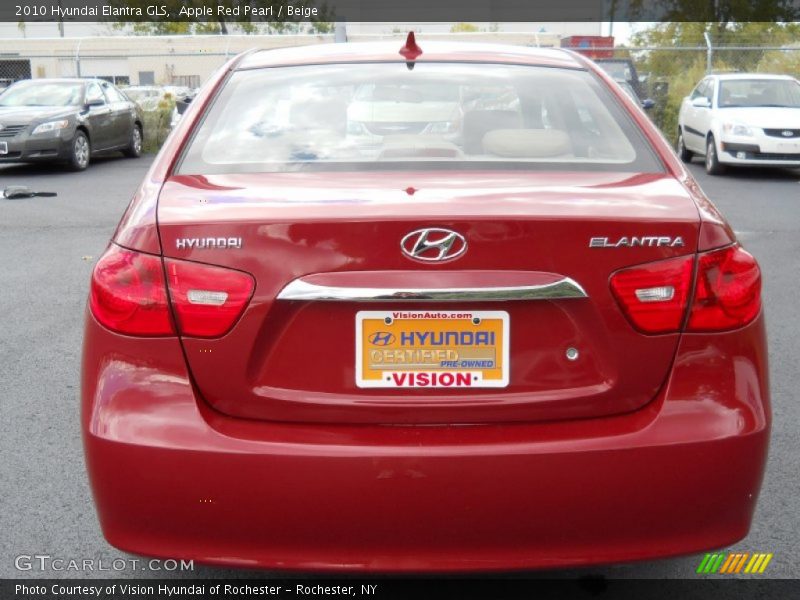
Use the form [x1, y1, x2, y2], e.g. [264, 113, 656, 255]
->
[677, 73, 800, 174]
[346, 83, 463, 143]
[123, 85, 183, 129]
[122, 86, 168, 110]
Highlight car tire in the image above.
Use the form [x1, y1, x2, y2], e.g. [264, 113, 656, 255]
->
[677, 129, 693, 163]
[68, 131, 90, 171]
[705, 135, 725, 175]
[123, 124, 143, 158]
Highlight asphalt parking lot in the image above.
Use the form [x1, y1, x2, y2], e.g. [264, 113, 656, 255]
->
[1, 156, 798, 580]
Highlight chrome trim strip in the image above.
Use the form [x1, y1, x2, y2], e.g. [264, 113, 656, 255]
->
[277, 278, 588, 302]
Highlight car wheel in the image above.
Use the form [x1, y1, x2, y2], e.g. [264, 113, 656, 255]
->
[69, 131, 90, 171]
[705, 135, 724, 175]
[677, 129, 693, 163]
[123, 124, 143, 158]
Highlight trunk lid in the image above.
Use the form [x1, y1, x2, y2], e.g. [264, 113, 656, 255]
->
[158, 170, 699, 424]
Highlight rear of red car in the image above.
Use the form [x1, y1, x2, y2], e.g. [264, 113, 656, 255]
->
[82, 43, 769, 571]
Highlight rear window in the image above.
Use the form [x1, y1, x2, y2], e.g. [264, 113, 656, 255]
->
[177, 62, 662, 175]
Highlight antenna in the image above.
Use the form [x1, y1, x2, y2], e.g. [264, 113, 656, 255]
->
[399, 31, 423, 61]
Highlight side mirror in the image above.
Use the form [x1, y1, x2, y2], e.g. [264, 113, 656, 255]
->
[642, 98, 656, 110]
[85, 98, 105, 108]
[691, 97, 711, 109]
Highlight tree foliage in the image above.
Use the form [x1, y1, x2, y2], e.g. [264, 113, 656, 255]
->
[620, 0, 800, 22]
[450, 23, 479, 33]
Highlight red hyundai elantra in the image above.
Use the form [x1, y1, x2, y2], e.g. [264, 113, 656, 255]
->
[82, 38, 769, 572]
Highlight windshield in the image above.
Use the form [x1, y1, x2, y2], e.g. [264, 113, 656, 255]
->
[616, 81, 638, 102]
[0, 81, 83, 107]
[124, 89, 153, 102]
[598, 62, 633, 82]
[718, 79, 800, 108]
[178, 62, 661, 175]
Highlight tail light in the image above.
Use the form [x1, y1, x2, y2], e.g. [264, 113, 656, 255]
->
[90, 245, 173, 336]
[610, 255, 694, 334]
[610, 245, 761, 335]
[90, 244, 254, 338]
[687, 245, 761, 331]
[164, 258, 254, 338]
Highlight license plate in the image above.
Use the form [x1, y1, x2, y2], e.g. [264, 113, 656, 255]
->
[356, 310, 509, 388]
[0, 142, 7, 155]
[777, 141, 800, 153]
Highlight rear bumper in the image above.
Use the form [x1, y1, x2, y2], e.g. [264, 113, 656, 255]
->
[82, 311, 770, 572]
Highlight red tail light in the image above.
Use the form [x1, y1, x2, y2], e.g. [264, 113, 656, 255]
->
[165, 259, 254, 338]
[610, 255, 694, 334]
[91, 245, 255, 338]
[90, 245, 173, 336]
[611, 245, 761, 335]
[688, 245, 761, 331]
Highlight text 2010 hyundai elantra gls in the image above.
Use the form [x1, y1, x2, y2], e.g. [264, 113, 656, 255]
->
[82, 38, 769, 572]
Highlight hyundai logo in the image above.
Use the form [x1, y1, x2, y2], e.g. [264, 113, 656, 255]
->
[400, 228, 467, 262]
[368, 332, 396, 346]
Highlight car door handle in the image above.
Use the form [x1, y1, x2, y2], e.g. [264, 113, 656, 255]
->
[276, 271, 588, 302]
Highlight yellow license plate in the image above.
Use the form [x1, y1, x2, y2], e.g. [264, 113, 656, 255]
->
[356, 310, 509, 388]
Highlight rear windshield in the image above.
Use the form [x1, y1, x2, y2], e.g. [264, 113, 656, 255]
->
[177, 62, 662, 175]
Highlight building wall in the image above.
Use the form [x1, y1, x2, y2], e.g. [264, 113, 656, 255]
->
[1, 31, 569, 86]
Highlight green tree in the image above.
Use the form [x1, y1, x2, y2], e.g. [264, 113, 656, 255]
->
[757, 46, 800, 75]
[450, 23, 479, 33]
[624, 0, 799, 22]
[308, 21, 334, 34]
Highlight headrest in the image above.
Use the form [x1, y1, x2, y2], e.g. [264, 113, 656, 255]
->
[482, 129, 571, 158]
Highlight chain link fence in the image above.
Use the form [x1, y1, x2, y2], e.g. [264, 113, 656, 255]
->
[2, 33, 798, 146]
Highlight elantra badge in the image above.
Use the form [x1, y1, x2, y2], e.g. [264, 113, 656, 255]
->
[590, 236, 685, 248]
[401, 228, 467, 262]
